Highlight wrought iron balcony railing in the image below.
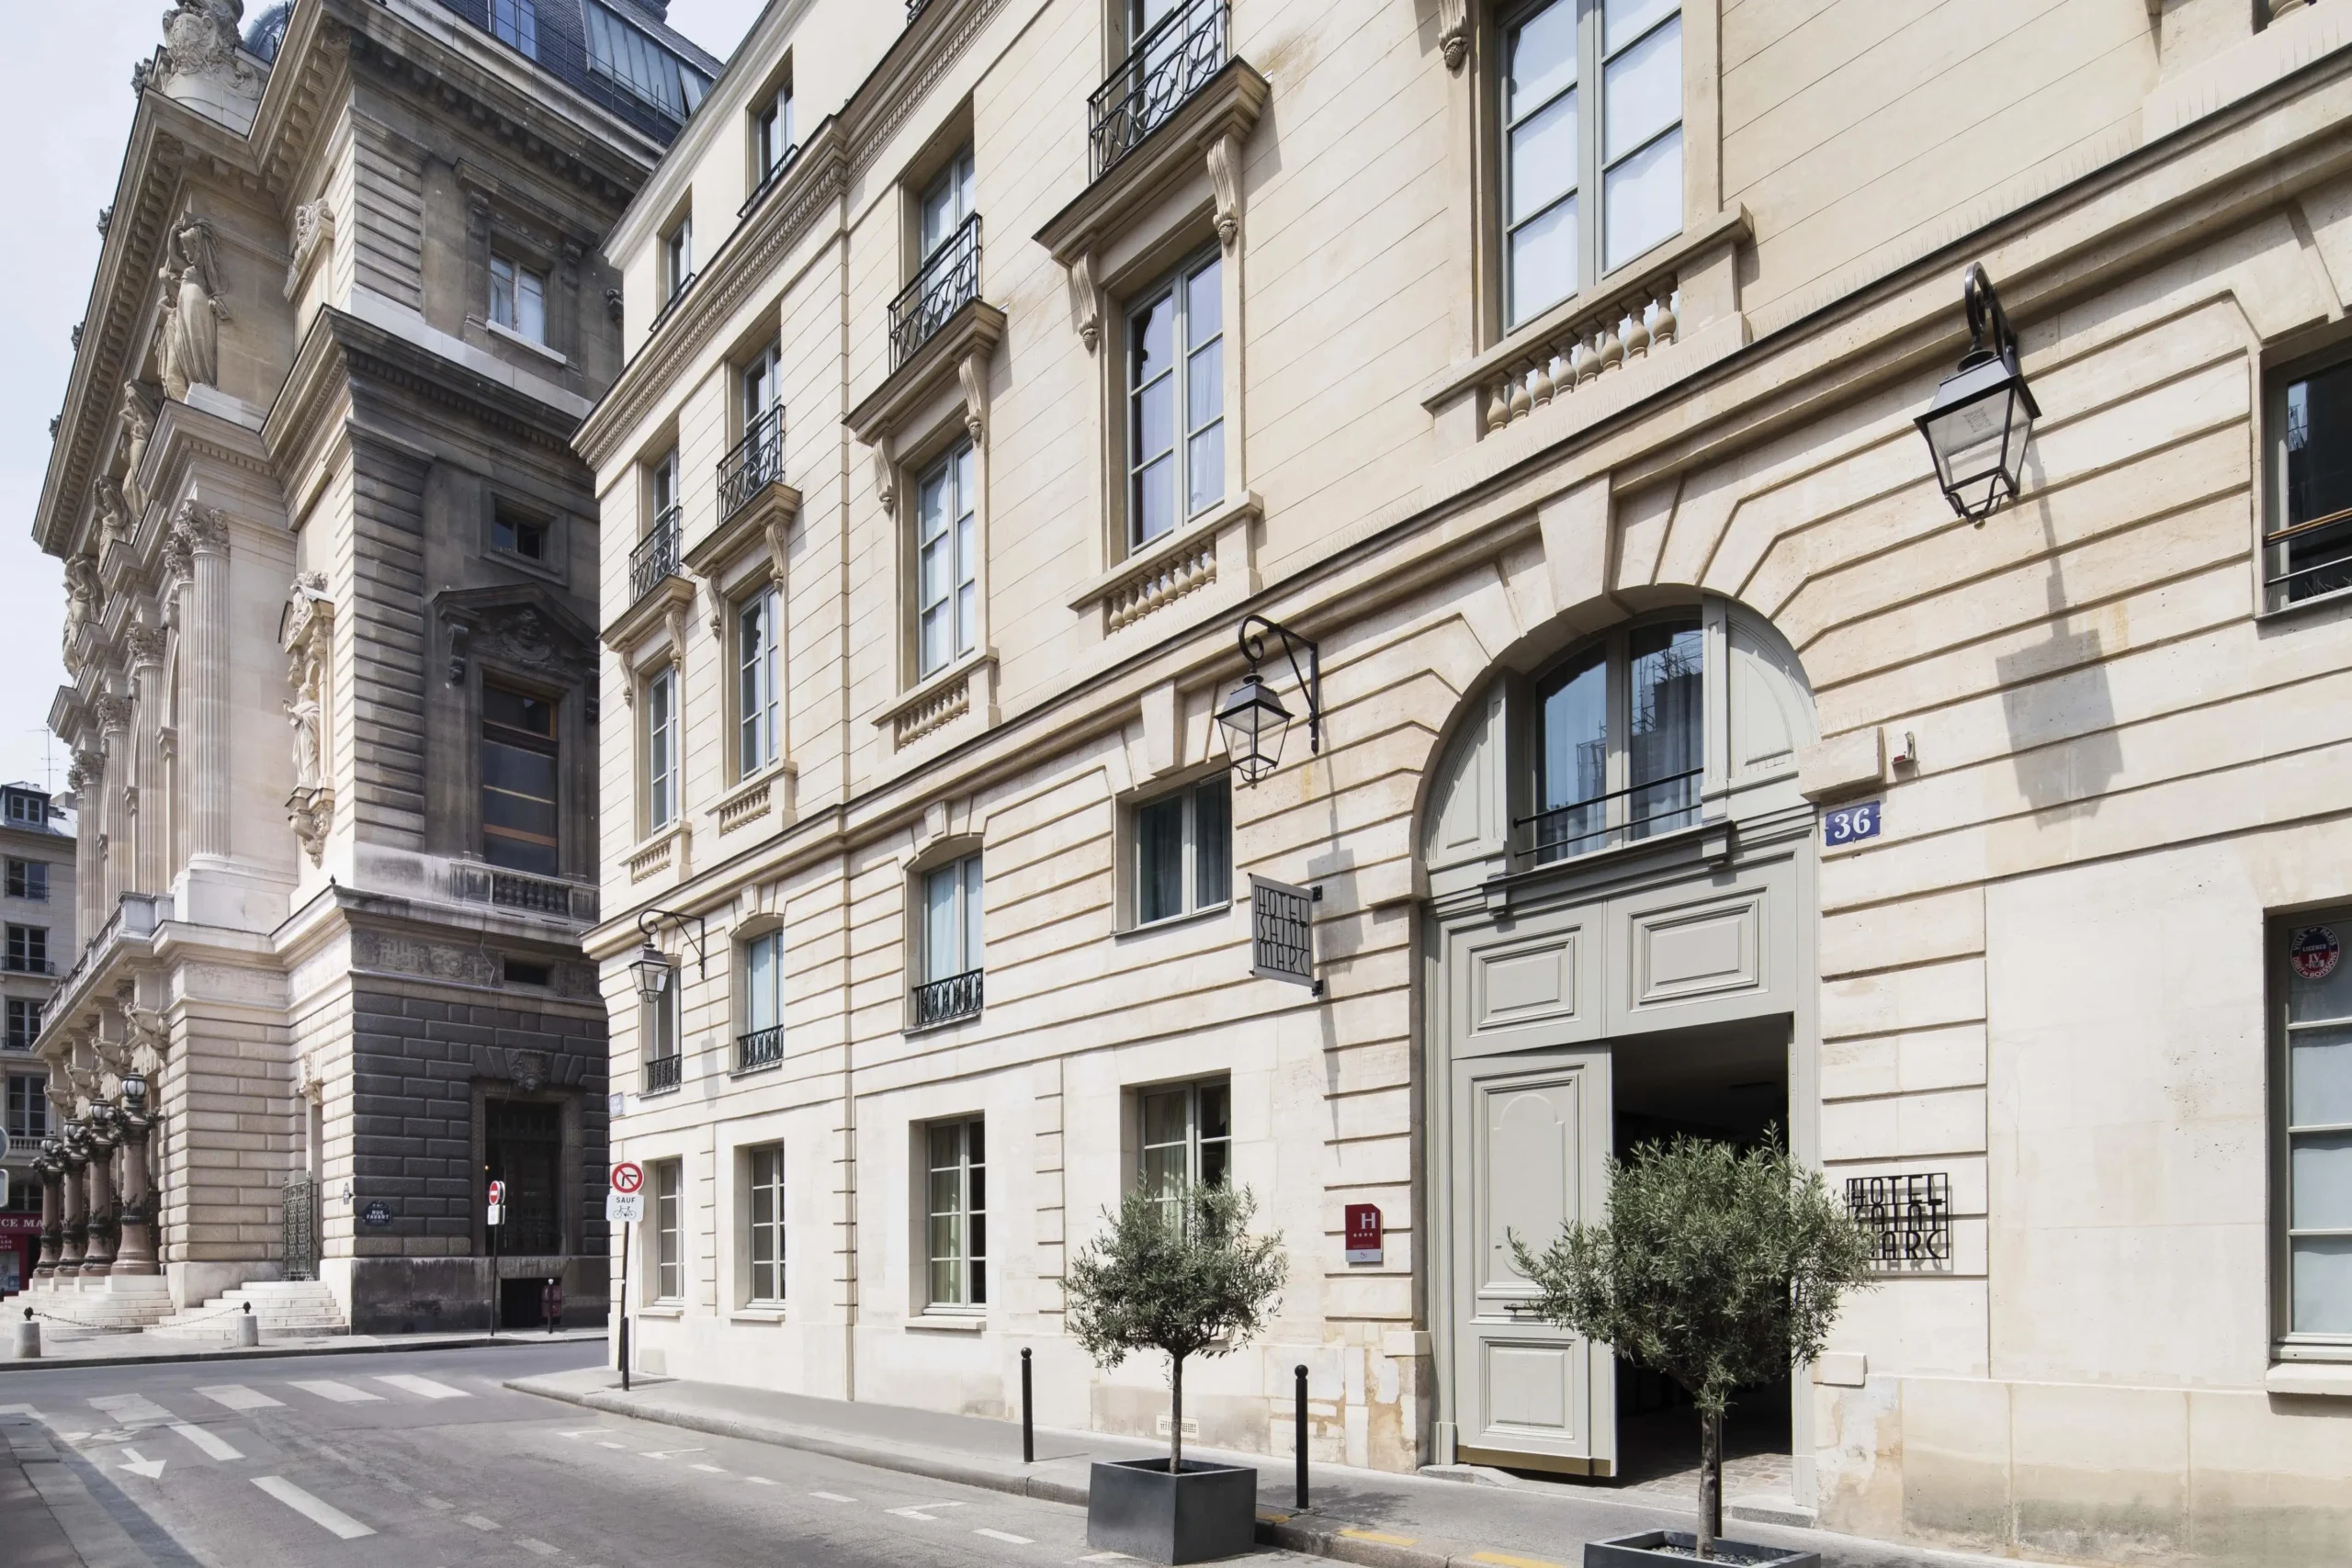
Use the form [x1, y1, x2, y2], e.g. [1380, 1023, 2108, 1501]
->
[1089, 0, 1229, 180]
[910, 967, 983, 1030]
[736, 1025, 784, 1074]
[1513, 766, 1704, 865]
[718, 405, 786, 520]
[889, 214, 982, 372]
[643, 1053, 682, 1095]
[3, 955, 54, 976]
[630, 506, 683, 604]
[738, 144, 801, 220]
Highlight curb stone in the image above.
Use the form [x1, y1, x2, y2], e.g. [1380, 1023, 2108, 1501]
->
[0, 1327, 605, 1374]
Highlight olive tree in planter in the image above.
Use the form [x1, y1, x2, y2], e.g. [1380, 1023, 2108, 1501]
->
[1066, 1182, 1287, 1565]
[1511, 1134, 1875, 1566]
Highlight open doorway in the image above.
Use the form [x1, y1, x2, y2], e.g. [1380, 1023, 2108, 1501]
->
[1607, 1018, 1792, 1497]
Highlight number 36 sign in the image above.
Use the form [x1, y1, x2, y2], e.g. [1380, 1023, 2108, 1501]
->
[1823, 799, 1883, 846]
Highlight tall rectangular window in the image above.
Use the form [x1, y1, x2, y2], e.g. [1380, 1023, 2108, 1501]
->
[6, 860, 48, 900]
[1138, 1077, 1231, 1226]
[923, 854, 983, 984]
[742, 930, 784, 1037]
[5, 1074, 46, 1140]
[2268, 355, 2352, 610]
[755, 85, 796, 186]
[1503, 0, 1682, 328]
[737, 584, 782, 775]
[747, 1143, 785, 1303]
[5, 998, 40, 1051]
[481, 684, 560, 875]
[2284, 917, 2352, 1337]
[1134, 774, 1231, 926]
[919, 147, 977, 261]
[663, 216, 694, 302]
[645, 666, 679, 831]
[915, 441, 978, 679]
[654, 1159, 683, 1300]
[650, 449, 680, 521]
[6, 926, 49, 973]
[490, 254, 548, 344]
[1126, 252, 1223, 550]
[491, 0, 537, 57]
[925, 1117, 986, 1310]
[742, 343, 781, 424]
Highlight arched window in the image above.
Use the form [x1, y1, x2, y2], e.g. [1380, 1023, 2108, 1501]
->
[1531, 615, 1703, 862]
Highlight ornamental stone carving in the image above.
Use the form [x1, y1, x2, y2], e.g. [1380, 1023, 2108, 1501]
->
[171, 500, 229, 555]
[124, 624, 165, 671]
[284, 198, 334, 299]
[282, 570, 334, 864]
[1437, 0, 1468, 72]
[157, 209, 230, 400]
[62, 556, 100, 660]
[119, 384, 154, 509]
[96, 477, 132, 546]
[159, 0, 250, 84]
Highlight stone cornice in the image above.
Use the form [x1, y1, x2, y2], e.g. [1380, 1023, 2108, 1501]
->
[843, 302, 1007, 447]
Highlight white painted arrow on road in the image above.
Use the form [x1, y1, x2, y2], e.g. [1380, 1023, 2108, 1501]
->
[118, 1448, 166, 1480]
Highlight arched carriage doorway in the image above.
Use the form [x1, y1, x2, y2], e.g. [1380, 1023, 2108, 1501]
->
[1417, 593, 1820, 1487]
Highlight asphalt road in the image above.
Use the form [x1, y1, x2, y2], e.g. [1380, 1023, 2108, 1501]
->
[3, 1340, 1295, 1567]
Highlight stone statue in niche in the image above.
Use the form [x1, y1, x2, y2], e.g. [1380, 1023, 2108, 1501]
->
[286, 691, 322, 791]
[119, 384, 153, 508]
[158, 210, 229, 400]
[62, 557, 100, 658]
[280, 570, 334, 865]
[96, 478, 131, 546]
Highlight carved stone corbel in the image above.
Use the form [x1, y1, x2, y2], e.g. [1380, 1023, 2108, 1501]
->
[763, 517, 790, 588]
[1207, 132, 1244, 251]
[1438, 0, 1469, 73]
[873, 433, 897, 515]
[1069, 253, 1100, 354]
[957, 352, 988, 446]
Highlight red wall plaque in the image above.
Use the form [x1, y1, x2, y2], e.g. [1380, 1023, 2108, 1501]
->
[1344, 1202, 1383, 1264]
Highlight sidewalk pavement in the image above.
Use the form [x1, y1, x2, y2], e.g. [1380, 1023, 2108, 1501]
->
[508, 1366, 2073, 1568]
[0, 1413, 177, 1568]
[0, 1324, 605, 1373]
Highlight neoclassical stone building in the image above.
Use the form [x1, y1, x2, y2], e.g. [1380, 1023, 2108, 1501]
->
[28, 0, 716, 1332]
[584, 0, 2352, 1562]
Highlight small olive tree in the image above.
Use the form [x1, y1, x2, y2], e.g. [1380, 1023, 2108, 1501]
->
[1510, 1134, 1875, 1561]
[1065, 1183, 1287, 1472]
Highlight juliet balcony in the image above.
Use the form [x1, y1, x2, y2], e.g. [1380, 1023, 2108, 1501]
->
[909, 968, 982, 1031]
[1090, 0, 1231, 180]
[891, 215, 982, 373]
[629, 505, 683, 605]
[718, 405, 786, 520]
[735, 1025, 784, 1075]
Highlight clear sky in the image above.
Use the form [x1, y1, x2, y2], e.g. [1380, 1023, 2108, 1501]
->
[0, 0, 769, 806]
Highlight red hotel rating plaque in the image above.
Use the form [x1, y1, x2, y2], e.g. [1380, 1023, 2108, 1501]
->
[1343, 1203, 1383, 1265]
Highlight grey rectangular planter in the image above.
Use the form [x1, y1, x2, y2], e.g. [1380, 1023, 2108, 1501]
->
[1086, 1457, 1258, 1564]
[1587, 1531, 1820, 1567]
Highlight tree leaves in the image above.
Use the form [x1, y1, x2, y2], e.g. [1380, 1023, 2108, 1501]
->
[1065, 1183, 1288, 1371]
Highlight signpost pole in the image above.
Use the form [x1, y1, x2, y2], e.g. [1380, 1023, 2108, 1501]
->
[619, 1217, 631, 1393]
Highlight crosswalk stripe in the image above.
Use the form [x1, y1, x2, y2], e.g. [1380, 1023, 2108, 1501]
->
[170, 1423, 241, 1461]
[195, 1384, 283, 1412]
[373, 1374, 469, 1401]
[253, 1475, 375, 1540]
[88, 1394, 173, 1427]
[287, 1380, 383, 1404]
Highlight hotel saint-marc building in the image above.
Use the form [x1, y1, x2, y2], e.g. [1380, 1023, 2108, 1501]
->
[582, 0, 2352, 1561]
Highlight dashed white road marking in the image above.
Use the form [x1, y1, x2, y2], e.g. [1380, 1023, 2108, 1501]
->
[689, 1462, 727, 1473]
[253, 1475, 376, 1540]
[639, 1447, 706, 1460]
[518, 1540, 560, 1559]
[746, 1476, 777, 1487]
[170, 1423, 241, 1461]
[597, 1442, 628, 1450]
[287, 1380, 382, 1404]
[374, 1374, 469, 1401]
[888, 1501, 968, 1521]
[1080, 1553, 1136, 1562]
[89, 1395, 174, 1427]
[195, 1384, 283, 1413]
[974, 1529, 1034, 1545]
[423, 1497, 454, 1511]
[462, 1513, 502, 1532]
[809, 1491, 857, 1503]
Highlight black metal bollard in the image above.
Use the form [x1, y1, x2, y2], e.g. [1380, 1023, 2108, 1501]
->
[1294, 1363, 1309, 1510]
[1021, 1347, 1035, 1464]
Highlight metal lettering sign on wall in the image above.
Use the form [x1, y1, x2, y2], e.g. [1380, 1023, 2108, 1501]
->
[1845, 1172, 1952, 1271]
[1249, 875, 1321, 994]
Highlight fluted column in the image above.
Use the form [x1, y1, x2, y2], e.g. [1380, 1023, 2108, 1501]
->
[33, 1155, 60, 1278]
[81, 1111, 119, 1277]
[56, 1137, 86, 1277]
[95, 694, 130, 909]
[69, 749, 103, 938]
[176, 505, 232, 863]
[127, 626, 166, 894]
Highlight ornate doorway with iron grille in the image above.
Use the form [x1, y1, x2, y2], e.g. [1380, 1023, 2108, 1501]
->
[485, 1098, 565, 1258]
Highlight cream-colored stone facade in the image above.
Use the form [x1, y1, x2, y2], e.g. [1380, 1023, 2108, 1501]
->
[584, 0, 2352, 1561]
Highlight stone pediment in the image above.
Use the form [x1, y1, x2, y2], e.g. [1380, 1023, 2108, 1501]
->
[435, 583, 597, 686]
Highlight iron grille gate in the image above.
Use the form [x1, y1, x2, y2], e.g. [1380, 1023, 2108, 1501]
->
[282, 1173, 319, 1281]
[486, 1099, 565, 1256]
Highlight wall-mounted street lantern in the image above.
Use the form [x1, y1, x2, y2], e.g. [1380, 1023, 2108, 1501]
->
[1916, 263, 2041, 525]
[1216, 615, 1322, 786]
[629, 906, 707, 1007]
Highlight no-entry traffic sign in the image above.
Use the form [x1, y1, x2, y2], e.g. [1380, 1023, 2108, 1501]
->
[611, 1161, 644, 1195]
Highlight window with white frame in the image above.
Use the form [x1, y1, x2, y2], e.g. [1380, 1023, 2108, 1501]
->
[746, 1142, 785, 1303]
[491, 0, 537, 57]
[924, 1116, 986, 1310]
[1125, 251, 1224, 550]
[650, 449, 681, 524]
[740, 929, 785, 1069]
[1532, 615, 1702, 862]
[5, 998, 40, 1051]
[1502, 0, 1682, 330]
[6, 926, 49, 975]
[644, 665, 679, 831]
[662, 214, 694, 303]
[1138, 1077, 1230, 1227]
[922, 854, 983, 985]
[914, 441, 978, 679]
[919, 146, 977, 262]
[753, 79, 796, 189]
[2266, 352, 2352, 611]
[2283, 913, 2352, 1340]
[742, 343, 781, 425]
[490, 254, 548, 344]
[653, 1158, 684, 1300]
[1134, 773, 1231, 926]
[736, 582, 781, 775]
[5, 1073, 46, 1140]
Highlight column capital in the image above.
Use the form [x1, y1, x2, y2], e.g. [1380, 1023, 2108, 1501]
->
[71, 746, 104, 784]
[171, 500, 229, 556]
[124, 624, 166, 671]
[92, 693, 130, 736]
